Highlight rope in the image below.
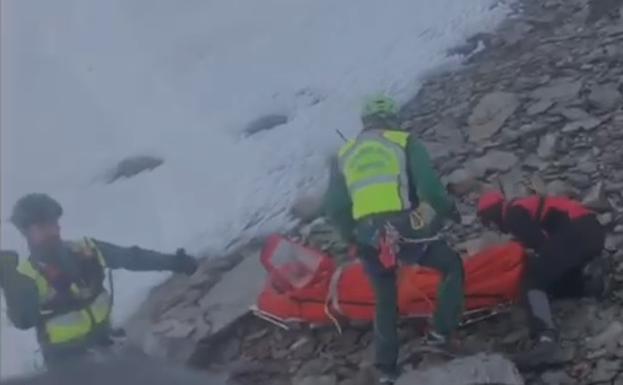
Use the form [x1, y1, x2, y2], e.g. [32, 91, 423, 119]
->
[405, 272, 435, 312]
[324, 299, 343, 335]
[325, 267, 344, 335]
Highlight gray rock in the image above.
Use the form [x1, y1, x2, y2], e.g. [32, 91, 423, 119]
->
[567, 173, 593, 189]
[523, 154, 547, 170]
[588, 0, 623, 23]
[498, 21, 534, 46]
[461, 214, 477, 226]
[530, 79, 583, 102]
[445, 169, 479, 195]
[559, 107, 591, 121]
[297, 358, 333, 377]
[295, 375, 337, 385]
[527, 99, 555, 115]
[529, 174, 548, 195]
[588, 83, 622, 110]
[470, 150, 519, 175]
[587, 321, 623, 350]
[422, 140, 453, 162]
[105, 155, 164, 183]
[541, 370, 574, 385]
[547, 180, 575, 196]
[432, 117, 464, 144]
[583, 181, 610, 210]
[468, 92, 520, 141]
[561, 117, 602, 133]
[546, 344, 576, 365]
[576, 154, 598, 174]
[151, 319, 188, 336]
[538, 133, 558, 159]
[244, 114, 288, 136]
[1, 353, 223, 385]
[606, 234, 623, 251]
[291, 194, 325, 222]
[598, 212, 613, 226]
[590, 360, 621, 383]
[395, 353, 524, 385]
[501, 327, 530, 345]
[500, 167, 528, 199]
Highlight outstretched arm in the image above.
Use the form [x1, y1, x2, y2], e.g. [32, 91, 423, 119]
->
[90, 240, 198, 275]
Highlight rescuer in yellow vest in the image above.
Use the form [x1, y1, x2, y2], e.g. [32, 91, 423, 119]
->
[0, 193, 198, 369]
[322, 95, 464, 384]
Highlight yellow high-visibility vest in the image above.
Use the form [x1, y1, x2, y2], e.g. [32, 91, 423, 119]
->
[338, 129, 411, 220]
[17, 238, 112, 345]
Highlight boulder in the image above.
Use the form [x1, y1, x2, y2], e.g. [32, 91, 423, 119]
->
[537, 133, 558, 159]
[468, 92, 520, 141]
[105, 155, 164, 183]
[583, 181, 610, 210]
[530, 79, 583, 102]
[395, 354, 524, 385]
[526, 100, 555, 116]
[470, 150, 519, 175]
[244, 114, 289, 136]
[588, 83, 622, 110]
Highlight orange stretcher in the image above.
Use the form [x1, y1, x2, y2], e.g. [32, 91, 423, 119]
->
[252, 234, 527, 329]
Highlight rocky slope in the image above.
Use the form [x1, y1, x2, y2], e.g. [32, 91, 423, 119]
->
[124, 0, 623, 384]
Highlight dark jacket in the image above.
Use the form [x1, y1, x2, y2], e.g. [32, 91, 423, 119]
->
[502, 196, 595, 251]
[1, 239, 184, 331]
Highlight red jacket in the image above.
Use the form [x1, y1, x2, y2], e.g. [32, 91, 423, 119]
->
[502, 195, 594, 250]
[507, 196, 593, 221]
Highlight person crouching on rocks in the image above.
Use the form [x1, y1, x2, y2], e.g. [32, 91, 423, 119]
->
[476, 191, 607, 367]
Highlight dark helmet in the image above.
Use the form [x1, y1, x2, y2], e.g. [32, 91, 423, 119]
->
[10, 193, 63, 232]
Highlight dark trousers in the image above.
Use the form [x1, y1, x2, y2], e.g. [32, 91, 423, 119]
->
[358, 240, 464, 375]
[525, 215, 605, 297]
[523, 215, 605, 334]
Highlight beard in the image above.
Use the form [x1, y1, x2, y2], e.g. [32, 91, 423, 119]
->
[29, 236, 63, 262]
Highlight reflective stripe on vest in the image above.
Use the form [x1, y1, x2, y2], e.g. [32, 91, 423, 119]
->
[17, 238, 113, 345]
[338, 130, 411, 220]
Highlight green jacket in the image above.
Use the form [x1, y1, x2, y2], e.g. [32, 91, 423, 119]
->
[1, 239, 183, 332]
[323, 130, 456, 241]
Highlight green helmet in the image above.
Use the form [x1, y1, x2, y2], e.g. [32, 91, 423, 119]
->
[361, 95, 398, 121]
[10, 193, 63, 232]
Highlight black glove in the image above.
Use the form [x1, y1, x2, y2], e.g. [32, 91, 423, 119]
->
[172, 248, 198, 276]
[0, 250, 19, 287]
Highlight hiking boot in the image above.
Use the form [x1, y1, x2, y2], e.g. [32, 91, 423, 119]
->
[374, 366, 399, 385]
[511, 330, 558, 369]
[424, 330, 447, 346]
[378, 375, 396, 385]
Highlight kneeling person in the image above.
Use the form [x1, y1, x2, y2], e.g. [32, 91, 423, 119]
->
[477, 191, 606, 365]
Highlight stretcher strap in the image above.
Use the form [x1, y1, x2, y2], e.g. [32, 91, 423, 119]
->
[328, 266, 345, 315]
[326, 266, 345, 334]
